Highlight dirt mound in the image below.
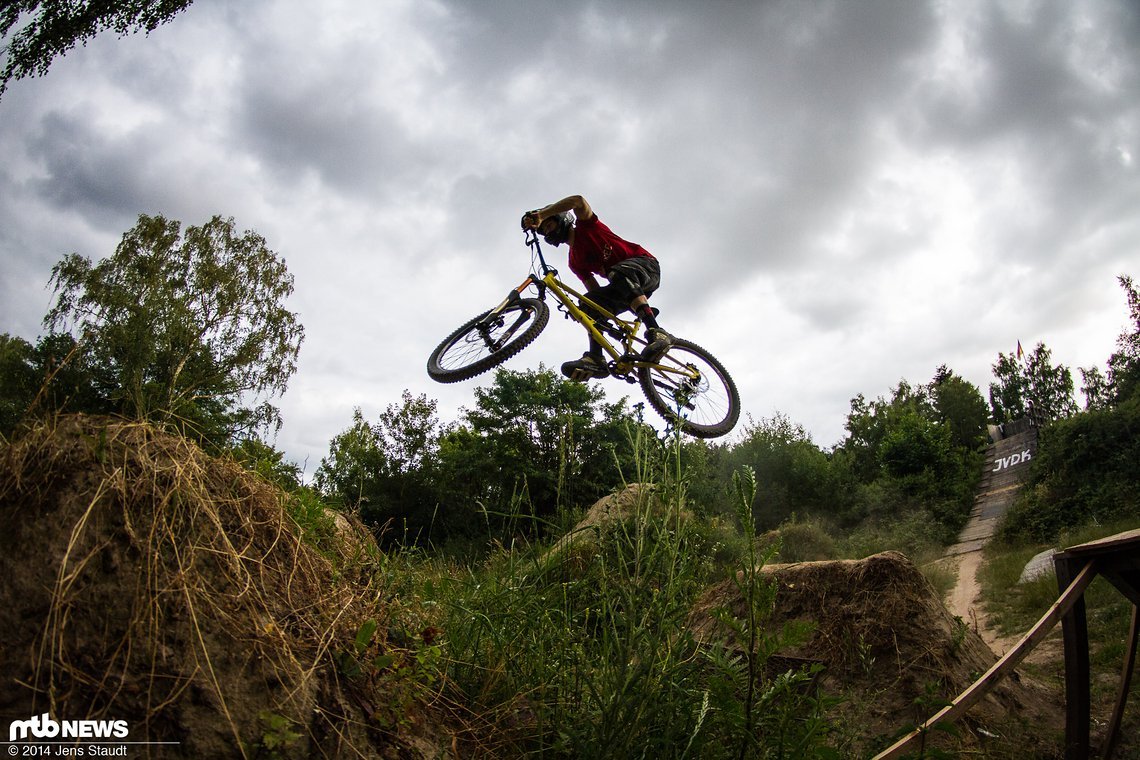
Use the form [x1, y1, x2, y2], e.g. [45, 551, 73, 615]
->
[541, 483, 679, 564]
[566, 483, 667, 535]
[0, 415, 451, 758]
[690, 551, 1064, 757]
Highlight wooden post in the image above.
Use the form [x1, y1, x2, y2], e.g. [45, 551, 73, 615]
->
[1056, 556, 1093, 759]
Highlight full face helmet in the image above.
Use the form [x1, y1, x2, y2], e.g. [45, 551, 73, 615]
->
[539, 212, 573, 246]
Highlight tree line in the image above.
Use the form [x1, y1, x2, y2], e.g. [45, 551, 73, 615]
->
[2, 214, 1137, 552]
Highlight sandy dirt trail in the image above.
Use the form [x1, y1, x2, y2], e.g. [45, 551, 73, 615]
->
[945, 550, 1015, 654]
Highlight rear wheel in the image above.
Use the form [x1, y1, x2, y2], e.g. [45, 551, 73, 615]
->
[638, 338, 740, 438]
[427, 298, 549, 383]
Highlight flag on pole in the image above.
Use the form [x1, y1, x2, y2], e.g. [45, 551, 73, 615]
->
[1016, 340, 1024, 360]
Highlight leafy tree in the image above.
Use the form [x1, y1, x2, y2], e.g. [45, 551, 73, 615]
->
[317, 373, 645, 547]
[842, 379, 934, 481]
[989, 341, 1077, 424]
[0, 335, 40, 435]
[878, 409, 950, 480]
[838, 371, 980, 536]
[376, 389, 441, 478]
[45, 213, 304, 446]
[718, 413, 842, 531]
[1079, 365, 1112, 411]
[1, 0, 195, 96]
[1106, 274, 1140, 402]
[997, 276, 1140, 542]
[435, 367, 645, 535]
[989, 352, 1027, 425]
[317, 408, 387, 511]
[929, 365, 988, 451]
[0, 332, 114, 436]
[1077, 276, 1140, 408]
[316, 392, 445, 545]
[228, 437, 304, 492]
[998, 394, 1140, 543]
[674, 436, 731, 515]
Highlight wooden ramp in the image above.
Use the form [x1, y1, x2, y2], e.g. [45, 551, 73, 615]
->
[944, 424, 1038, 636]
[946, 424, 1038, 557]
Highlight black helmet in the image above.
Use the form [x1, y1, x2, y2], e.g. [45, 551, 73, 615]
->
[540, 212, 573, 246]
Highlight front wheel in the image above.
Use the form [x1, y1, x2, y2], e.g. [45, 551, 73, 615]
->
[427, 297, 549, 383]
[638, 338, 740, 438]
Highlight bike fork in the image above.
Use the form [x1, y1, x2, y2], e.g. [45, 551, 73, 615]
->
[477, 279, 540, 351]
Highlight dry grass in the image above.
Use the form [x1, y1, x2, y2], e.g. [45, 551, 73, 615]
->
[0, 414, 451, 758]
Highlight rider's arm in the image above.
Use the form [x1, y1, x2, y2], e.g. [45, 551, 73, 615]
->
[530, 194, 595, 225]
[545, 195, 594, 221]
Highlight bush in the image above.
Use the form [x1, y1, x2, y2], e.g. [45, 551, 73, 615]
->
[998, 395, 1140, 543]
[839, 509, 950, 564]
[763, 515, 839, 562]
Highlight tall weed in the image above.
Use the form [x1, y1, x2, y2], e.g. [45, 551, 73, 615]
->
[437, 434, 837, 758]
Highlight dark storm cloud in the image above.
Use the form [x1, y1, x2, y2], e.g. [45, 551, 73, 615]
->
[235, 81, 430, 195]
[24, 112, 161, 227]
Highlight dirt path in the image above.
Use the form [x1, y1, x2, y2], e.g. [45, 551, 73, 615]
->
[942, 427, 1040, 657]
[943, 548, 1064, 666]
[945, 549, 1014, 653]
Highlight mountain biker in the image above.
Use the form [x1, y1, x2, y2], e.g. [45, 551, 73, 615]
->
[521, 195, 672, 381]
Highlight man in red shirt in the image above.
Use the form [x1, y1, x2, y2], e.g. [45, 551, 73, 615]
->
[522, 195, 672, 380]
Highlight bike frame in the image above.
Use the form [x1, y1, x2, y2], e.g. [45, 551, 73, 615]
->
[482, 230, 697, 383]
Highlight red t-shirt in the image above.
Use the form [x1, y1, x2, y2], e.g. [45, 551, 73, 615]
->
[568, 215, 655, 285]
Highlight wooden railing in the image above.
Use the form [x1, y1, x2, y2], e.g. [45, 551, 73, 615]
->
[874, 527, 1140, 760]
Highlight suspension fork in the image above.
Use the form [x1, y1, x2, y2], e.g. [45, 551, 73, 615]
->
[476, 276, 544, 350]
[485, 276, 543, 315]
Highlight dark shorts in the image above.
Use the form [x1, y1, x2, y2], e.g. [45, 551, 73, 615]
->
[583, 257, 661, 316]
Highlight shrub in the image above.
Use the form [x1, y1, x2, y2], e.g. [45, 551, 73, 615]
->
[998, 395, 1140, 543]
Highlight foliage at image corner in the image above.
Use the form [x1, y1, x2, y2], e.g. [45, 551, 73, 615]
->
[0, 0, 197, 98]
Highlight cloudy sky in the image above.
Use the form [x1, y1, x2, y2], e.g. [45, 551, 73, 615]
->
[2, 0, 1138, 472]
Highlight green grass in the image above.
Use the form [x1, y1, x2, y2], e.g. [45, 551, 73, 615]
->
[424, 460, 837, 758]
[311, 428, 1135, 758]
[980, 517, 1140, 639]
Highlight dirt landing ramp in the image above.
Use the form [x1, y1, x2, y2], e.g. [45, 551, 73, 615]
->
[689, 551, 1063, 757]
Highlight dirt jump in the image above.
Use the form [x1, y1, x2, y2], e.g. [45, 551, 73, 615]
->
[688, 551, 1063, 757]
[0, 415, 453, 758]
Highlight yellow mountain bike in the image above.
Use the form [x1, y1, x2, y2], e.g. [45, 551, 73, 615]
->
[427, 229, 740, 438]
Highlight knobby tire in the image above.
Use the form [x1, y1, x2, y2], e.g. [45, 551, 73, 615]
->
[427, 298, 549, 383]
[638, 338, 740, 438]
